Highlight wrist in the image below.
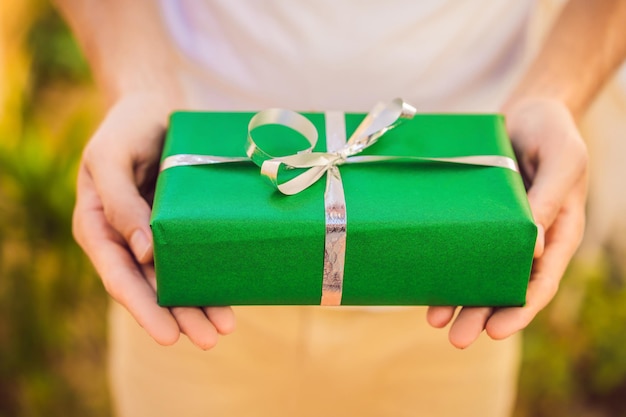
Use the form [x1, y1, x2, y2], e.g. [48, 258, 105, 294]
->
[501, 96, 573, 124]
[500, 97, 586, 156]
[502, 82, 584, 122]
[108, 90, 181, 120]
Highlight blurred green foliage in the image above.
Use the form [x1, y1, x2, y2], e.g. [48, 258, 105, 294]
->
[0, 2, 108, 417]
[1, 2, 625, 417]
[515, 256, 626, 417]
[27, 4, 91, 89]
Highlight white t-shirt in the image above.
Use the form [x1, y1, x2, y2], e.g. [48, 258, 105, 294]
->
[159, 1, 534, 112]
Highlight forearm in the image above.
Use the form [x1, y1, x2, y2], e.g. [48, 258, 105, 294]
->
[53, 0, 182, 106]
[505, 0, 626, 119]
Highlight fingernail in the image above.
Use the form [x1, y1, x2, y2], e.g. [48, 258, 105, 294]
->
[533, 224, 545, 257]
[130, 229, 152, 263]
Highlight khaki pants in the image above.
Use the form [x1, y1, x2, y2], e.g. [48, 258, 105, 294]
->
[109, 303, 521, 417]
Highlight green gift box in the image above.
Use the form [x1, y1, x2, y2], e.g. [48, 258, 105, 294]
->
[151, 101, 536, 307]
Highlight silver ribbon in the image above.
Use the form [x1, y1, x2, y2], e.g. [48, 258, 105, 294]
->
[160, 99, 519, 306]
[320, 111, 348, 306]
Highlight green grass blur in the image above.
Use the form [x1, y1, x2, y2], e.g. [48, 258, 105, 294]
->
[0, 2, 625, 417]
[514, 256, 626, 417]
[0, 2, 108, 416]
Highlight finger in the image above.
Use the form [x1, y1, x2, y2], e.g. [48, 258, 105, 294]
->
[74, 167, 180, 345]
[533, 224, 545, 258]
[426, 306, 456, 328]
[139, 254, 234, 346]
[83, 100, 166, 263]
[171, 307, 220, 350]
[448, 307, 493, 349]
[525, 123, 587, 243]
[485, 182, 586, 340]
[141, 262, 158, 293]
[204, 306, 237, 335]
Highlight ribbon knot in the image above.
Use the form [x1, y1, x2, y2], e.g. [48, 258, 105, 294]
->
[246, 98, 417, 195]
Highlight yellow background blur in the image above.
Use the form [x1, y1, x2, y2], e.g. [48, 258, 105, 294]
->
[1, 2, 625, 416]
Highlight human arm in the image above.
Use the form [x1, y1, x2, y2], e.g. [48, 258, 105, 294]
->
[427, 0, 626, 348]
[55, 0, 235, 349]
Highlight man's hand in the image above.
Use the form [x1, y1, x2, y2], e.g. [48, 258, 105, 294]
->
[427, 98, 588, 348]
[73, 92, 236, 349]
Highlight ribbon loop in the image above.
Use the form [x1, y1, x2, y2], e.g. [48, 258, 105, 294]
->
[246, 108, 319, 168]
[344, 98, 416, 156]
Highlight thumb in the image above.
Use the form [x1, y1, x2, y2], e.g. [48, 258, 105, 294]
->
[525, 141, 586, 258]
[83, 98, 167, 263]
[95, 163, 154, 264]
[506, 98, 587, 258]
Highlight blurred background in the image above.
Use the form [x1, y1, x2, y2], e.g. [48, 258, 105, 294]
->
[1, 1, 625, 416]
